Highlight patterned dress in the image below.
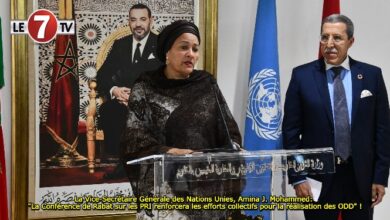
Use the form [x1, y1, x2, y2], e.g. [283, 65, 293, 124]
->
[121, 66, 244, 219]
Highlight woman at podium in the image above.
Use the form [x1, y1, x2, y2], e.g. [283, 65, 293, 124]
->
[121, 20, 244, 219]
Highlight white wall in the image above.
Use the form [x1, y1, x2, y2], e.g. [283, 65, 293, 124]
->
[218, 0, 390, 219]
[0, 1, 12, 220]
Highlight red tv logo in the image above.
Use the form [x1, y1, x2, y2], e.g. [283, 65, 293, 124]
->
[11, 9, 75, 43]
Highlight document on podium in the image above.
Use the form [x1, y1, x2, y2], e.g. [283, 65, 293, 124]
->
[307, 177, 322, 202]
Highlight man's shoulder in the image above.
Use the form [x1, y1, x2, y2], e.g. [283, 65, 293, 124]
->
[350, 58, 381, 72]
[290, 59, 324, 79]
[293, 59, 322, 71]
[113, 35, 132, 46]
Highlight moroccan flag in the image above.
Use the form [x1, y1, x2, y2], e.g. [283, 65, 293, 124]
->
[46, 0, 79, 153]
[0, 17, 9, 220]
[322, 0, 340, 19]
[243, 0, 282, 219]
[319, 0, 340, 57]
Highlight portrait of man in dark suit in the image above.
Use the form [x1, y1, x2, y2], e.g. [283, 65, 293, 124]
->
[96, 3, 162, 178]
[283, 14, 390, 220]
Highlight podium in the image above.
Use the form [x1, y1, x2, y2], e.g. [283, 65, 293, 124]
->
[126, 147, 335, 220]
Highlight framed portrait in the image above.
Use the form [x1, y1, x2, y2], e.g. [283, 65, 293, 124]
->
[11, 0, 218, 219]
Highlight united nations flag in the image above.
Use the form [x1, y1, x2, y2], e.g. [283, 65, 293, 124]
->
[244, 0, 282, 150]
[243, 0, 282, 219]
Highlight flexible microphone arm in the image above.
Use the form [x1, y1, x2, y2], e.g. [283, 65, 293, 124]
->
[210, 77, 239, 151]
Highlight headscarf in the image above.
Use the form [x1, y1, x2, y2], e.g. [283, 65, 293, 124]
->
[157, 20, 200, 63]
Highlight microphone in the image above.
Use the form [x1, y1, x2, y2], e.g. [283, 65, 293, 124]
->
[209, 77, 239, 151]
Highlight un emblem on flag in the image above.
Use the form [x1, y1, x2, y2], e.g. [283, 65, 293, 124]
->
[247, 69, 282, 140]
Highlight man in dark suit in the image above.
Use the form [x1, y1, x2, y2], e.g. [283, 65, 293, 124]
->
[96, 3, 162, 177]
[283, 14, 390, 220]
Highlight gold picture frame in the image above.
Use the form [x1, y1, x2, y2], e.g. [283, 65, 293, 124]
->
[11, 0, 218, 219]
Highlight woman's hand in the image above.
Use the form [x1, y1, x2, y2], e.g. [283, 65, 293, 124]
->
[166, 148, 194, 155]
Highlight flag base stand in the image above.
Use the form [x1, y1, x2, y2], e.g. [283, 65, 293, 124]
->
[46, 150, 88, 167]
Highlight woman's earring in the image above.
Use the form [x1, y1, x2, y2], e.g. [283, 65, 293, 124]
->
[165, 57, 169, 65]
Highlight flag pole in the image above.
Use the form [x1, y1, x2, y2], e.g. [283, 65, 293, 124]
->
[243, 0, 282, 219]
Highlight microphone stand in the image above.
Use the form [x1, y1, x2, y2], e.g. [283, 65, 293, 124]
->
[210, 77, 239, 151]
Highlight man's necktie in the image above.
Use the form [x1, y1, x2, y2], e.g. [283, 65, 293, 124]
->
[332, 66, 351, 160]
[133, 43, 141, 64]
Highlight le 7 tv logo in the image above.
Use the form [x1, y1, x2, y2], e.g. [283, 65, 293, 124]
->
[11, 9, 75, 43]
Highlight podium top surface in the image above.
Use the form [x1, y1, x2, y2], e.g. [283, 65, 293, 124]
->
[126, 147, 335, 180]
[127, 147, 334, 164]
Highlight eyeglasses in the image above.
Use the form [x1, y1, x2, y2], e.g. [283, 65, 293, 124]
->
[320, 35, 346, 44]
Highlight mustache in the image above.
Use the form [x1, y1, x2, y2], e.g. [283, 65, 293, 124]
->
[324, 48, 337, 53]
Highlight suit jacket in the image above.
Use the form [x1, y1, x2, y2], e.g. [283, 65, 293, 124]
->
[282, 57, 390, 202]
[96, 33, 163, 98]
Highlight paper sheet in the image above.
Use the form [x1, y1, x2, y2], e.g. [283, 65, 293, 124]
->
[307, 177, 322, 202]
